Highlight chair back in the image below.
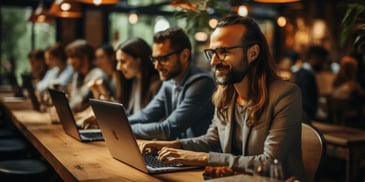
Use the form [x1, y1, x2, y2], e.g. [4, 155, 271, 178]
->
[302, 123, 326, 181]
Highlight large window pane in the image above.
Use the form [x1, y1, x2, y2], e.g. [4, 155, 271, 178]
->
[1, 6, 55, 85]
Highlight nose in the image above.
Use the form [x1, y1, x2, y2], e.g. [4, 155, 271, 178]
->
[116, 61, 122, 71]
[154, 61, 161, 70]
[210, 54, 220, 66]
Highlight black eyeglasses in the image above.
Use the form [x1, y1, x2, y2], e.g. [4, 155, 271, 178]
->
[150, 49, 183, 65]
[204, 45, 245, 62]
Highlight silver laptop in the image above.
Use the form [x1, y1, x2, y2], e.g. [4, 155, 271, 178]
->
[48, 89, 104, 142]
[89, 99, 200, 173]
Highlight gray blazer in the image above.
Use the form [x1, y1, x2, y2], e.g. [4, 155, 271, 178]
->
[180, 80, 306, 180]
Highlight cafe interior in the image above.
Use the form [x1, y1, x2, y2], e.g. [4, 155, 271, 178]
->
[0, 0, 365, 181]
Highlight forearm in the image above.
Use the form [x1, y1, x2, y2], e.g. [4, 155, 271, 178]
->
[131, 123, 168, 140]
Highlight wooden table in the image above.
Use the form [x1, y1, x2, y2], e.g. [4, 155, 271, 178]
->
[0, 98, 205, 182]
[312, 121, 365, 182]
[0, 94, 276, 182]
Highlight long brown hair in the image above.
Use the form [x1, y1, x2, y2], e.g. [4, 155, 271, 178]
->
[212, 15, 279, 126]
[116, 38, 159, 108]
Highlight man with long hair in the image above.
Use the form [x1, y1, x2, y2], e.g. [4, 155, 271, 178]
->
[140, 15, 306, 180]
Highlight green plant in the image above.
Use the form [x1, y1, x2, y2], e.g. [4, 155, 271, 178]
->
[172, 0, 234, 34]
[340, 1, 365, 49]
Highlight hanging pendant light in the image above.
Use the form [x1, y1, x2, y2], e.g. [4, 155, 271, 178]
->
[28, 1, 53, 23]
[254, 0, 300, 3]
[75, 0, 119, 6]
[49, 0, 82, 18]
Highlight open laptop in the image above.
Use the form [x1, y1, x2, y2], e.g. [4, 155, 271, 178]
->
[21, 74, 41, 111]
[48, 89, 104, 142]
[89, 99, 200, 174]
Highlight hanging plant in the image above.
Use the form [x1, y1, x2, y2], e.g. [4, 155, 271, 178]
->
[340, 1, 365, 49]
[170, 0, 234, 33]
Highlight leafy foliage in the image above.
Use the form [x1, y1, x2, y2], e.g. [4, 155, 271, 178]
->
[173, 0, 233, 34]
[340, 2, 365, 49]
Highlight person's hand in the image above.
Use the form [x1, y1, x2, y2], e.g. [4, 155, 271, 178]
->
[83, 115, 99, 129]
[203, 166, 235, 179]
[139, 140, 181, 155]
[157, 147, 208, 166]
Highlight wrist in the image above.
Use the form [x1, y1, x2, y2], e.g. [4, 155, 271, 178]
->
[199, 153, 209, 165]
[172, 140, 182, 149]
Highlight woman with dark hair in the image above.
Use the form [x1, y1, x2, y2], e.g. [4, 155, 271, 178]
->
[115, 38, 161, 114]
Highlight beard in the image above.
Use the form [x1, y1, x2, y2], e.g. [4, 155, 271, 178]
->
[158, 56, 182, 81]
[214, 57, 249, 85]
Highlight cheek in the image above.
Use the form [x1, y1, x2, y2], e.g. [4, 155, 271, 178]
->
[127, 62, 140, 76]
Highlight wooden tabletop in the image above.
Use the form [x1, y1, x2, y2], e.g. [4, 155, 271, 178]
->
[312, 121, 365, 146]
[0, 98, 205, 182]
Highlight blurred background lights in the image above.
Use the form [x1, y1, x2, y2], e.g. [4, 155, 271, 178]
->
[195, 32, 208, 42]
[208, 18, 218, 29]
[60, 3, 71, 11]
[277, 16, 287, 27]
[154, 16, 170, 33]
[93, 0, 102, 6]
[238, 5, 248, 17]
[128, 13, 138, 24]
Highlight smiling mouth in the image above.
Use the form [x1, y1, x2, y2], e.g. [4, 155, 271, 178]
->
[215, 64, 230, 72]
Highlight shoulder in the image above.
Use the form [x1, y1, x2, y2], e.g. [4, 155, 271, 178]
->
[186, 66, 214, 84]
[89, 67, 106, 77]
[269, 79, 301, 100]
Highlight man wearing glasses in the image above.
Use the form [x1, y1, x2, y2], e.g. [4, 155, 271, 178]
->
[128, 27, 215, 140]
[140, 15, 306, 181]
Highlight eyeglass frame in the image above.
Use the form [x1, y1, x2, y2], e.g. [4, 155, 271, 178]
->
[150, 48, 184, 65]
[203, 45, 246, 62]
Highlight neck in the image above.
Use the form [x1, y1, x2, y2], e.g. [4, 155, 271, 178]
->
[233, 76, 249, 105]
[80, 64, 90, 75]
[173, 63, 189, 84]
[57, 61, 66, 71]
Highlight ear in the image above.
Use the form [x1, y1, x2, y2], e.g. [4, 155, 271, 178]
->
[180, 48, 190, 63]
[247, 44, 259, 63]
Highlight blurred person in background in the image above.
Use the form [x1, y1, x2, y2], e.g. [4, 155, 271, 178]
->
[45, 43, 74, 91]
[330, 55, 365, 126]
[28, 49, 47, 84]
[304, 45, 334, 121]
[89, 44, 118, 101]
[284, 50, 318, 124]
[65, 39, 107, 113]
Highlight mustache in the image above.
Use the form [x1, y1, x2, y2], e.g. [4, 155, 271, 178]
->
[214, 63, 230, 70]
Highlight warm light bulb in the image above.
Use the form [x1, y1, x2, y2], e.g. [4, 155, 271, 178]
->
[93, 0, 102, 6]
[195, 32, 208, 42]
[60, 3, 71, 11]
[277, 16, 287, 27]
[238, 5, 248, 17]
[128, 13, 138, 24]
[208, 18, 218, 29]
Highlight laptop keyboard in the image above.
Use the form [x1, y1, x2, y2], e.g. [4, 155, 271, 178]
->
[143, 154, 183, 168]
[81, 132, 103, 139]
